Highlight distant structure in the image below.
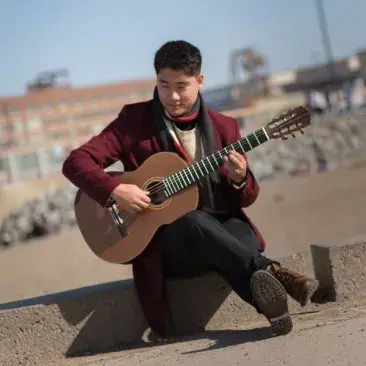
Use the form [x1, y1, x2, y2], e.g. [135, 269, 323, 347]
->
[229, 47, 272, 106]
[26, 69, 71, 93]
[0, 72, 155, 185]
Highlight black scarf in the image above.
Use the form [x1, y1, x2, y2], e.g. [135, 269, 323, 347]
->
[152, 86, 221, 211]
[152, 86, 219, 184]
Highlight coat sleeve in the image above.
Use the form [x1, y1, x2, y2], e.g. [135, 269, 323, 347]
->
[228, 118, 260, 208]
[62, 111, 127, 207]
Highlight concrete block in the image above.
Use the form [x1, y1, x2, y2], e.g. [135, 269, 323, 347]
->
[0, 252, 307, 365]
[311, 236, 366, 302]
[166, 252, 308, 335]
[0, 280, 147, 366]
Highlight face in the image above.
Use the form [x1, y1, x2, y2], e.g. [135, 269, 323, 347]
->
[156, 68, 204, 116]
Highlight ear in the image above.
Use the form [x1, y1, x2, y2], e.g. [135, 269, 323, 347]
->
[197, 74, 204, 88]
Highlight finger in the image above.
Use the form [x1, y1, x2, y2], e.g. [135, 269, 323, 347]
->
[136, 200, 149, 209]
[229, 150, 245, 160]
[229, 150, 244, 159]
[223, 160, 231, 170]
[131, 203, 142, 212]
[140, 194, 151, 203]
[228, 153, 242, 166]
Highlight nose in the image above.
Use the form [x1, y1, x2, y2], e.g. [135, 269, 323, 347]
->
[171, 91, 180, 101]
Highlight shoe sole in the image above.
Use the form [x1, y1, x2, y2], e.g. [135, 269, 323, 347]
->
[299, 279, 320, 307]
[251, 270, 293, 336]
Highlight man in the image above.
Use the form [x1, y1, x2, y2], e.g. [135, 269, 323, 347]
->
[62, 40, 319, 339]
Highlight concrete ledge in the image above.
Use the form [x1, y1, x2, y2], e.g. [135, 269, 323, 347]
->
[0, 253, 306, 365]
[311, 236, 366, 302]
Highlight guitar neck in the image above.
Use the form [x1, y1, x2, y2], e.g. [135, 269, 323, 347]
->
[163, 127, 270, 197]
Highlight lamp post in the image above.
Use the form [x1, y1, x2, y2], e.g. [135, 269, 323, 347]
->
[315, 0, 336, 82]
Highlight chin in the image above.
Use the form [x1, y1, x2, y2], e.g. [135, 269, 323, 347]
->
[168, 107, 187, 117]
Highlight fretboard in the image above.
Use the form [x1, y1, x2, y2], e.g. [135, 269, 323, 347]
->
[163, 127, 269, 197]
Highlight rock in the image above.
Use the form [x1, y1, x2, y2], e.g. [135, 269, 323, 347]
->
[0, 183, 78, 247]
[247, 112, 366, 179]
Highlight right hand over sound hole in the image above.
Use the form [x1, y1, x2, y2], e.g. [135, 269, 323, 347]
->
[111, 184, 151, 213]
[145, 180, 168, 206]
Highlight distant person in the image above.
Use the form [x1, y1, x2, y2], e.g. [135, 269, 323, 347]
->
[309, 90, 327, 114]
[62, 40, 318, 339]
[311, 141, 328, 173]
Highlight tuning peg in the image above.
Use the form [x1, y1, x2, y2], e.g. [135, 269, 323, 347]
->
[300, 129, 304, 134]
[292, 133, 296, 138]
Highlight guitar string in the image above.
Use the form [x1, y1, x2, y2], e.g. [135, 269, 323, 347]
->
[146, 114, 305, 197]
[146, 131, 266, 197]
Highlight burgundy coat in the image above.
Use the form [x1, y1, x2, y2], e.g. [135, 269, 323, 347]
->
[62, 99, 266, 337]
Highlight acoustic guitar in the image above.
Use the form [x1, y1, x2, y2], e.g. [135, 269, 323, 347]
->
[74, 106, 310, 264]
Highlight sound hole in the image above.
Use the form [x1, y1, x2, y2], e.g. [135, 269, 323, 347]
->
[146, 179, 168, 206]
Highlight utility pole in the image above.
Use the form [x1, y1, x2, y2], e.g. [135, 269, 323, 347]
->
[315, 0, 336, 82]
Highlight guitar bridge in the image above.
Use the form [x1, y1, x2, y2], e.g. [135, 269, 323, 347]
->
[107, 198, 128, 237]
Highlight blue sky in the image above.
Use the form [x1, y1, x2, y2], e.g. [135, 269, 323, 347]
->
[1, 0, 365, 97]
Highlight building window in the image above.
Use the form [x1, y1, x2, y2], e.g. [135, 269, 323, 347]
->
[0, 157, 9, 171]
[16, 153, 38, 171]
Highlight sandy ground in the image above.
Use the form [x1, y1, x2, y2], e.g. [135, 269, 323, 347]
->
[60, 298, 366, 365]
[1, 162, 366, 304]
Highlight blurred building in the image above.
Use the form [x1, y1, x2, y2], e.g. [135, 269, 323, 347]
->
[268, 50, 366, 94]
[0, 76, 155, 185]
[2, 49, 365, 187]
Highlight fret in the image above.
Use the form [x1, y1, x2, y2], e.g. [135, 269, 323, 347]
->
[175, 175, 182, 191]
[248, 133, 259, 148]
[163, 180, 171, 196]
[170, 176, 179, 192]
[182, 169, 191, 184]
[179, 171, 187, 187]
[163, 127, 270, 197]
[245, 136, 252, 149]
[206, 156, 214, 170]
[187, 167, 195, 181]
[262, 127, 270, 140]
[201, 160, 209, 174]
[196, 162, 204, 177]
[253, 132, 260, 145]
[238, 140, 245, 153]
[258, 130, 268, 144]
[191, 165, 200, 180]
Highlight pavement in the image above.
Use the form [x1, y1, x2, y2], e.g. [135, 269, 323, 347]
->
[60, 298, 366, 366]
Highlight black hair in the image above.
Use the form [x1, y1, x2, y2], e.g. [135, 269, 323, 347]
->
[154, 40, 202, 77]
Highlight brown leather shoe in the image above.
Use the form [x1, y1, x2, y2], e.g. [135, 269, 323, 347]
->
[251, 270, 293, 336]
[267, 264, 319, 307]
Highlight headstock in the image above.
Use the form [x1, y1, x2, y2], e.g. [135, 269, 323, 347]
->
[265, 106, 311, 140]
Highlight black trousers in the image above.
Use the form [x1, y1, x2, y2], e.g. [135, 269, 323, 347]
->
[156, 210, 275, 305]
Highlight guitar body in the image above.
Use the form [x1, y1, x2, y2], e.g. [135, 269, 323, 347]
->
[74, 152, 199, 264]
